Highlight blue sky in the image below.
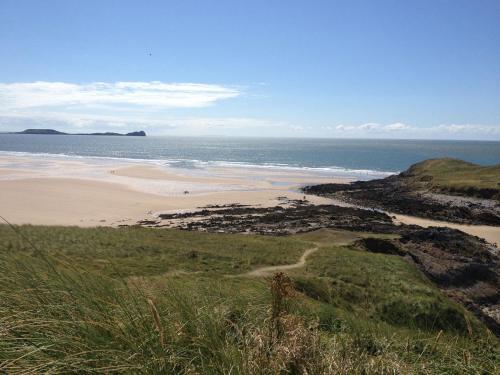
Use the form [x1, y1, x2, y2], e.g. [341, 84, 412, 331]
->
[1, 0, 499, 139]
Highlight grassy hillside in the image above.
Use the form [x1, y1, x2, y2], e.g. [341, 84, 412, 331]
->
[404, 158, 500, 199]
[0, 225, 498, 373]
[0, 225, 311, 277]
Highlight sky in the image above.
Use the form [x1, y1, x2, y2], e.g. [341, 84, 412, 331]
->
[0, 0, 499, 139]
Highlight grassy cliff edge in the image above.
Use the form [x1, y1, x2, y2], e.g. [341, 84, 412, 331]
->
[403, 158, 500, 199]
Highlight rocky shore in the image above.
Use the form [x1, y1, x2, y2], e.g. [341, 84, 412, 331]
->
[141, 198, 401, 235]
[302, 175, 500, 226]
[302, 159, 500, 226]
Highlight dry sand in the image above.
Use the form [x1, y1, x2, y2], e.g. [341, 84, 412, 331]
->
[0, 177, 336, 227]
[0, 154, 338, 227]
[0, 154, 498, 247]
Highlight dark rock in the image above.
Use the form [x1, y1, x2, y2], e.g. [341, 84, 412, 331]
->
[354, 238, 406, 256]
[396, 227, 499, 335]
[302, 176, 500, 226]
[157, 203, 401, 236]
[137, 219, 160, 225]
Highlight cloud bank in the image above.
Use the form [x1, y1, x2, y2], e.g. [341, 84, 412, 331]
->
[0, 81, 240, 109]
[329, 122, 500, 140]
[0, 80, 274, 135]
[0, 81, 499, 139]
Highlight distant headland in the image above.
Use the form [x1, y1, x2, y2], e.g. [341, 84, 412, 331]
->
[7, 129, 146, 137]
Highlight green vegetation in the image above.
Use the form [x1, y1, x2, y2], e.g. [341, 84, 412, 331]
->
[0, 225, 310, 277]
[295, 231, 477, 334]
[406, 158, 500, 199]
[0, 225, 498, 373]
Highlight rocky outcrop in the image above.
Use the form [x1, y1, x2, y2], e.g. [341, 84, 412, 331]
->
[399, 227, 500, 335]
[302, 176, 500, 226]
[353, 238, 406, 256]
[152, 201, 402, 235]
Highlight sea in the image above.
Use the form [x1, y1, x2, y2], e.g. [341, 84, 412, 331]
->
[0, 134, 498, 180]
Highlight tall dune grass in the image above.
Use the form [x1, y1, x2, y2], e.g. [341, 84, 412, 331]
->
[0, 251, 330, 373]
[0, 224, 498, 373]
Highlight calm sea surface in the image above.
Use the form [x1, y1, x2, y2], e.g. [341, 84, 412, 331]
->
[0, 135, 498, 177]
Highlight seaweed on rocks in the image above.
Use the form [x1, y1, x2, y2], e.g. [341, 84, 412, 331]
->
[155, 203, 402, 235]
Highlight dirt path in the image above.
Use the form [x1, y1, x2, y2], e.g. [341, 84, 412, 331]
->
[244, 244, 320, 277]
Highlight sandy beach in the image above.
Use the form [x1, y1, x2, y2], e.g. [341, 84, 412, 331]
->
[1, 153, 498, 246]
[0, 154, 339, 226]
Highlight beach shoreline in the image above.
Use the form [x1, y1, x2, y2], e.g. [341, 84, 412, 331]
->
[1, 153, 498, 246]
[0, 154, 343, 227]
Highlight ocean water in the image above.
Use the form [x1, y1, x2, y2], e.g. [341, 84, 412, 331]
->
[0, 134, 498, 178]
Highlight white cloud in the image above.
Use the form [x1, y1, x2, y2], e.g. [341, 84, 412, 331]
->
[0, 81, 241, 109]
[325, 122, 500, 140]
[334, 122, 410, 132]
[0, 81, 498, 140]
[436, 124, 500, 135]
[359, 123, 381, 131]
[0, 81, 257, 135]
[384, 122, 409, 131]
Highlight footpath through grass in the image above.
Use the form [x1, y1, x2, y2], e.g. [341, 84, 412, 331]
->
[0, 225, 310, 277]
[0, 225, 498, 373]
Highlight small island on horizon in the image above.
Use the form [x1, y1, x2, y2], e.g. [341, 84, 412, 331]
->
[6, 129, 146, 137]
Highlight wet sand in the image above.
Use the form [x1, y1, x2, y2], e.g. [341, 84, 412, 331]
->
[0, 155, 340, 226]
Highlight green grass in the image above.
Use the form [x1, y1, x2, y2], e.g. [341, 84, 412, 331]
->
[0, 224, 498, 373]
[0, 225, 310, 277]
[294, 243, 479, 333]
[406, 158, 500, 198]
